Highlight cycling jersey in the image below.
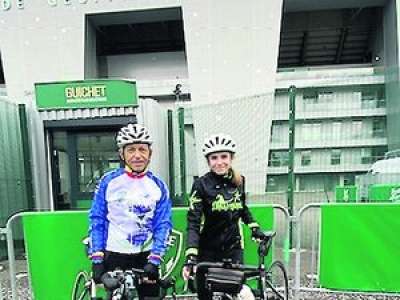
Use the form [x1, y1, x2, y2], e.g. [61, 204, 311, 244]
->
[89, 168, 172, 262]
[186, 171, 259, 256]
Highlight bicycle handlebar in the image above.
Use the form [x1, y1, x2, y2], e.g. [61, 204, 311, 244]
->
[101, 267, 176, 291]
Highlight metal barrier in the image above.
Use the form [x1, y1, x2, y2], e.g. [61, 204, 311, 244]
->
[6, 212, 30, 300]
[0, 227, 6, 300]
[5, 205, 290, 300]
[294, 203, 400, 300]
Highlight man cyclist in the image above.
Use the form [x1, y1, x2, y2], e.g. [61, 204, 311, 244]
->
[88, 123, 172, 299]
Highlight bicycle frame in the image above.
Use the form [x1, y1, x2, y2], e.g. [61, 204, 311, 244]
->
[194, 232, 285, 300]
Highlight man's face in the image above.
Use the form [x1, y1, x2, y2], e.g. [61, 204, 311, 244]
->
[121, 143, 152, 173]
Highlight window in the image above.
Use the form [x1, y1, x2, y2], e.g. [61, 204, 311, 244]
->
[303, 89, 318, 104]
[351, 120, 363, 138]
[372, 118, 386, 137]
[266, 175, 287, 192]
[332, 121, 342, 140]
[271, 123, 285, 143]
[361, 148, 372, 164]
[318, 91, 334, 101]
[361, 85, 386, 108]
[302, 122, 321, 141]
[331, 149, 341, 165]
[343, 174, 355, 186]
[77, 133, 120, 193]
[269, 151, 289, 167]
[301, 151, 311, 166]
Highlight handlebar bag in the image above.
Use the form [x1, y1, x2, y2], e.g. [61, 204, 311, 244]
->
[205, 268, 245, 294]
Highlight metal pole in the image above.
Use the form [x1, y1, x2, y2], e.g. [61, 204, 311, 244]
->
[288, 86, 296, 247]
[0, 228, 6, 300]
[178, 107, 187, 205]
[6, 216, 17, 300]
[167, 110, 176, 203]
[18, 104, 34, 210]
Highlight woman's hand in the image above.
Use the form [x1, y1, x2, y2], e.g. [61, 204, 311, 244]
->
[182, 255, 198, 280]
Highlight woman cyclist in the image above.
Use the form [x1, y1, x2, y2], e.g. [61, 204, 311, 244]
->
[182, 133, 265, 300]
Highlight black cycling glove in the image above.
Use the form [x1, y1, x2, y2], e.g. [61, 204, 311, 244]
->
[143, 262, 159, 281]
[92, 262, 105, 284]
[251, 227, 265, 240]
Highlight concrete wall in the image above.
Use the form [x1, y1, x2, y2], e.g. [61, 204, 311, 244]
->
[383, 0, 400, 151]
[106, 51, 188, 80]
[182, 0, 283, 103]
[0, 0, 182, 208]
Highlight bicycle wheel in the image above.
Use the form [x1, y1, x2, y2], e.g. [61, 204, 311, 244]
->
[262, 261, 289, 300]
[72, 271, 90, 300]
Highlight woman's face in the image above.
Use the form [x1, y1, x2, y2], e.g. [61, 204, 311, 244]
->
[207, 151, 233, 175]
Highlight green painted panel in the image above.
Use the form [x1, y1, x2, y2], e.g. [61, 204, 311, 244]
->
[320, 203, 400, 292]
[35, 79, 138, 110]
[23, 205, 275, 299]
[368, 184, 400, 202]
[335, 185, 358, 202]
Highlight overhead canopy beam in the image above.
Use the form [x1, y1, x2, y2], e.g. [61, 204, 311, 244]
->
[335, 27, 348, 64]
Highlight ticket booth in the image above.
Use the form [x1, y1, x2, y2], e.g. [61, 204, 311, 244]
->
[35, 79, 139, 210]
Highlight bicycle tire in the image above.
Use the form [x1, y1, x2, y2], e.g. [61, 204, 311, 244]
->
[72, 271, 91, 300]
[262, 260, 289, 300]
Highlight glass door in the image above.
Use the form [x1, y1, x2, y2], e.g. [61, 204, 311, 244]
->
[50, 130, 120, 210]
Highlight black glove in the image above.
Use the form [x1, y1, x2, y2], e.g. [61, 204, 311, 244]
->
[143, 262, 159, 281]
[251, 227, 265, 240]
[92, 262, 105, 284]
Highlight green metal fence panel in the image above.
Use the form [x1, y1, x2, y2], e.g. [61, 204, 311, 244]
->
[22, 206, 275, 299]
[0, 99, 32, 258]
[320, 203, 400, 292]
[335, 185, 358, 202]
[368, 184, 400, 202]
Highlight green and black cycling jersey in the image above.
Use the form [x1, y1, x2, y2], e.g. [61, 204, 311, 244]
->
[185, 171, 259, 257]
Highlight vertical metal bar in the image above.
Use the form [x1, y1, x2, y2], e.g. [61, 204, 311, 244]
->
[167, 110, 176, 203]
[18, 104, 34, 210]
[178, 107, 187, 205]
[288, 86, 296, 247]
[6, 221, 17, 300]
[0, 228, 5, 300]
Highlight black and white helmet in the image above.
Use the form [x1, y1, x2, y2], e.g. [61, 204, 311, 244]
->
[202, 133, 236, 157]
[116, 124, 153, 148]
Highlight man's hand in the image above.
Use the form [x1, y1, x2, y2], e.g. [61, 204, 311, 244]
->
[92, 262, 105, 284]
[143, 262, 159, 282]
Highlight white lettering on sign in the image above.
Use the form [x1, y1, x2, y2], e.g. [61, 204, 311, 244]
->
[1, 0, 102, 11]
[1, 0, 11, 11]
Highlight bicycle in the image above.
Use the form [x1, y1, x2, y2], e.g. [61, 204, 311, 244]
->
[72, 267, 177, 300]
[194, 231, 289, 300]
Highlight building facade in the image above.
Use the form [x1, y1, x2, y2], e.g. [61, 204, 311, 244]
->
[0, 0, 399, 209]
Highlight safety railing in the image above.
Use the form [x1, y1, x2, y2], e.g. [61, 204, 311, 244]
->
[294, 202, 400, 300]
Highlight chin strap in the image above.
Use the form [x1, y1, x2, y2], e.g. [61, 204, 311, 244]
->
[124, 165, 148, 179]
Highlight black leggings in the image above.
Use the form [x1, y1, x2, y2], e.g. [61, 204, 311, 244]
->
[103, 251, 160, 299]
[196, 248, 243, 300]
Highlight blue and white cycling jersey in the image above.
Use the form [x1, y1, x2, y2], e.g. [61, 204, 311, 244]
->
[89, 168, 172, 260]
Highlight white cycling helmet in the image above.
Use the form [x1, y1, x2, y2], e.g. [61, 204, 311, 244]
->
[202, 133, 236, 157]
[116, 124, 153, 148]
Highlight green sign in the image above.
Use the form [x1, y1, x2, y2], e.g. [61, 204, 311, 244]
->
[35, 79, 138, 110]
[320, 203, 400, 292]
[23, 206, 275, 299]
